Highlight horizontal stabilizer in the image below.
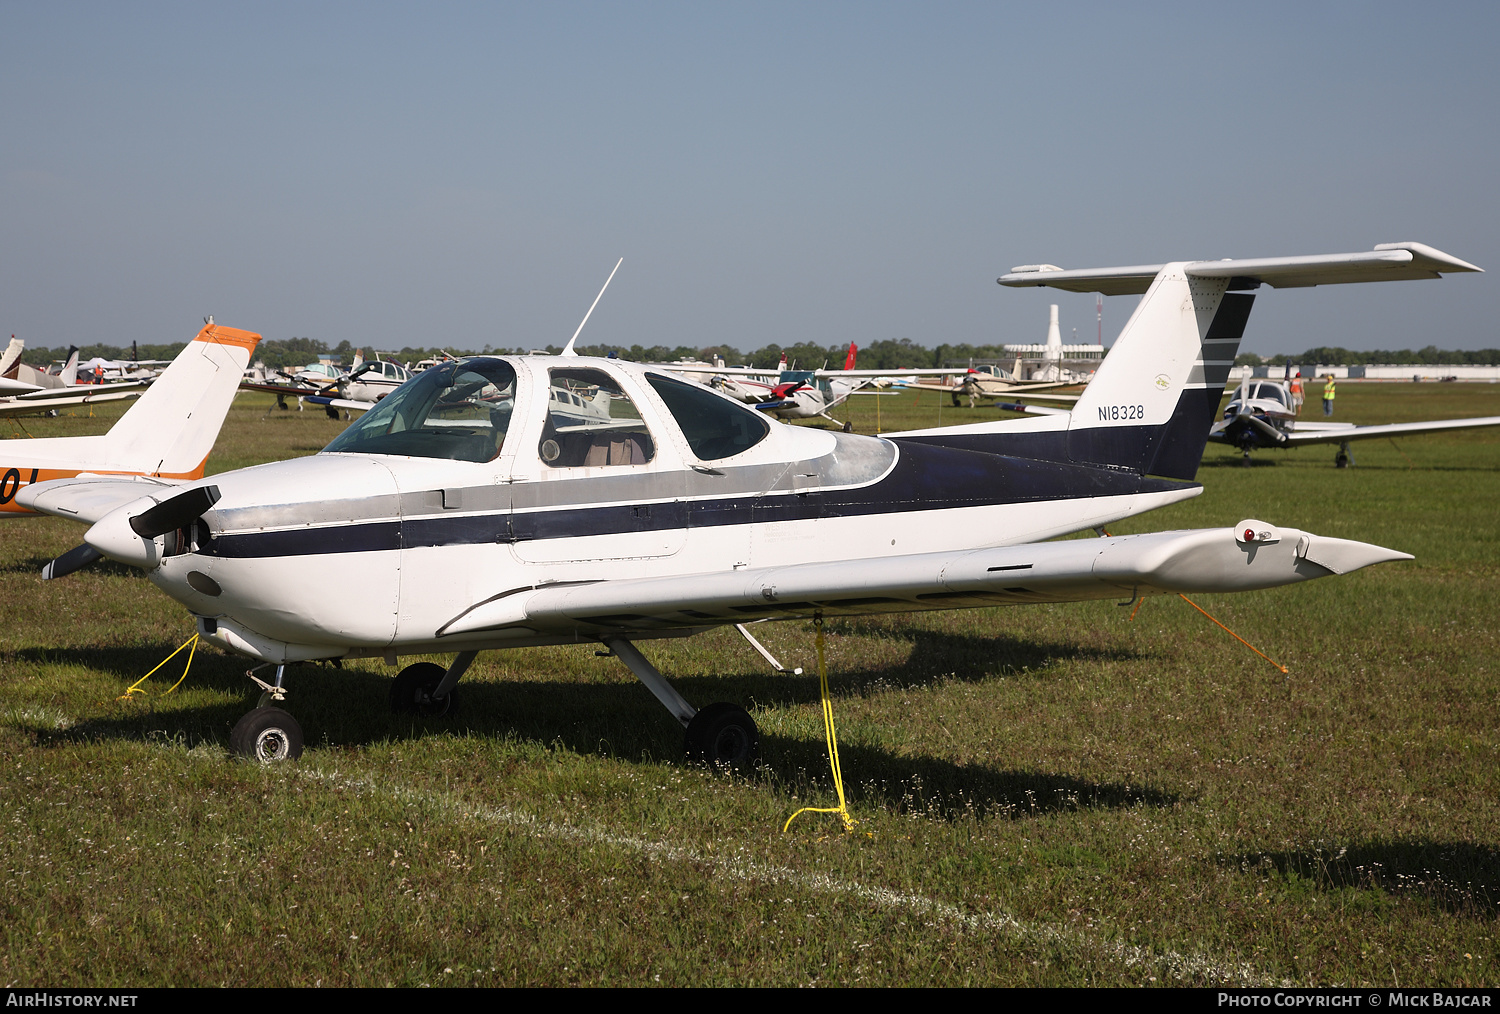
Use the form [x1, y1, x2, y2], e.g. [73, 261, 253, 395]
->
[17, 475, 176, 525]
[998, 242, 1481, 295]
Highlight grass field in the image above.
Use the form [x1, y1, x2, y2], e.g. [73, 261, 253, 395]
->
[0, 381, 1497, 986]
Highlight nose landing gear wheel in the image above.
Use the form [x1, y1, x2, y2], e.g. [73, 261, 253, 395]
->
[229, 706, 304, 762]
[684, 702, 760, 770]
[390, 662, 458, 718]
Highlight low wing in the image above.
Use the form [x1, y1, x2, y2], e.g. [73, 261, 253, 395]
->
[240, 379, 322, 397]
[1282, 415, 1500, 446]
[436, 523, 1408, 638]
[813, 368, 973, 379]
[304, 395, 371, 413]
[19, 475, 180, 524]
[0, 386, 146, 417]
[998, 242, 1482, 295]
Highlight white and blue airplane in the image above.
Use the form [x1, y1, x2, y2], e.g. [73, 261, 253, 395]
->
[19, 243, 1478, 765]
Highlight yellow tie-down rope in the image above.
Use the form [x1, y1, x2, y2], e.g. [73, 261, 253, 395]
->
[119, 633, 200, 700]
[784, 614, 858, 834]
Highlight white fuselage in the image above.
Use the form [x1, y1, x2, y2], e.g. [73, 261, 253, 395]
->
[133, 355, 1195, 664]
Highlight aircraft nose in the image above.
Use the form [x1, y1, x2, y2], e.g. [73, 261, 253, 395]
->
[83, 484, 222, 570]
[84, 503, 162, 569]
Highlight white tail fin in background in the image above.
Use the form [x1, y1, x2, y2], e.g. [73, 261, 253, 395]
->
[0, 337, 22, 378]
[100, 324, 261, 477]
[58, 347, 80, 386]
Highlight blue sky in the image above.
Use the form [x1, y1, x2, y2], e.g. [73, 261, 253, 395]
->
[3, 2, 1497, 357]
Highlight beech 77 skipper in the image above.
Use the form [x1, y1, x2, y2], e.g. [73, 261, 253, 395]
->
[20, 244, 1477, 765]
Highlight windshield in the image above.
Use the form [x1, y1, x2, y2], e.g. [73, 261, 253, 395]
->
[323, 358, 517, 462]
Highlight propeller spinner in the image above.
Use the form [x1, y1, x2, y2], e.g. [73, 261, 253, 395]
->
[42, 485, 221, 580]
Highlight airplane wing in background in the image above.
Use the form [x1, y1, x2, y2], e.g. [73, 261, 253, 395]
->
[20, 475, 180, 525]
[0, 380, 150, 417]
[1281, 416, 1500, 445]
[304, 395, 371, 414]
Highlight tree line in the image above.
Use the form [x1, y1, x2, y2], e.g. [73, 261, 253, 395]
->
[19, 336, 1028, 372]
[20, 335, 1500, 372]
[1236, 346, 1500, 367]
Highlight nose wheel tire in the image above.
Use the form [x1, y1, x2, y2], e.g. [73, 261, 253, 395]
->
[684, 702, 760, 770]
[230, 707, 304, 762]
[390, 662, 458, 718]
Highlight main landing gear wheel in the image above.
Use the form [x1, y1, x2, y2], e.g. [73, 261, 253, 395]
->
[1335, 451, 1350, 468]
[390, 662, 458, 717]
[684, 702, 760, 770]
[230, 707, 304, 762]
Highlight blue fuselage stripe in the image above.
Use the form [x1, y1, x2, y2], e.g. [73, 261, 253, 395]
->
[201, 442, 1192, 560]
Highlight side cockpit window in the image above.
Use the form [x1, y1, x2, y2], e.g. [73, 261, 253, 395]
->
[539, 368, 656, 467]
[645, 372, 770, 460]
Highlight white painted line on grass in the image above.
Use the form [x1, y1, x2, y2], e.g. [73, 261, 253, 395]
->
[304, 767, 1288, 986]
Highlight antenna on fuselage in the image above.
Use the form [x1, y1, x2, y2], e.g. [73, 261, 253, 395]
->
[560, 257, 623, 357]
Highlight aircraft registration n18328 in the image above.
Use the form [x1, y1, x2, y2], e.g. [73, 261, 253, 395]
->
[20, 244, 1478, 766]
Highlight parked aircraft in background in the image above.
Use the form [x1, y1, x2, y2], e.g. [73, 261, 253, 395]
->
[0, 321, 260, 520]
[20, 242, 1467, 769]
[304, 357, 413, 417]
[0, 342, 152, 418]
[668, 345, 978, 425]
[1209, 377, 1500, 466]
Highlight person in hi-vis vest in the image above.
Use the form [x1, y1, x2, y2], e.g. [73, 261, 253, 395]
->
[1322, 374, 1337, 417]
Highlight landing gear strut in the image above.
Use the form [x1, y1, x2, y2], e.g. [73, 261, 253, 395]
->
[230, 663, 304, 762]
[1335, 441, 1353, 468]
[603, 636, 760, 770]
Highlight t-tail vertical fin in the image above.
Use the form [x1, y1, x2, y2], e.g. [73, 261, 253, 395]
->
[1060, 266, 1251, 479]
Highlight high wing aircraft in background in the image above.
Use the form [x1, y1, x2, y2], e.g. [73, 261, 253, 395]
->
[0, 322, 260, 520]
[302, 357, 414, 417]
[1209, 376, 1500, 466]
[670, 344, 979, 425]
[20, 242, 1474, 768]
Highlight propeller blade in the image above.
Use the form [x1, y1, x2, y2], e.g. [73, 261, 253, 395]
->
[128, 485, 222, 539]
[42, 543, 103, 580]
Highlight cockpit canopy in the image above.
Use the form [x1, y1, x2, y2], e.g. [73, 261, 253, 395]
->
[1229, 382, 1289, 407]
[320, 357, 774, 466]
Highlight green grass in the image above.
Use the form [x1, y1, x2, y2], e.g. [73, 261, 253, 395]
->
[0, 383, 1497, 986]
